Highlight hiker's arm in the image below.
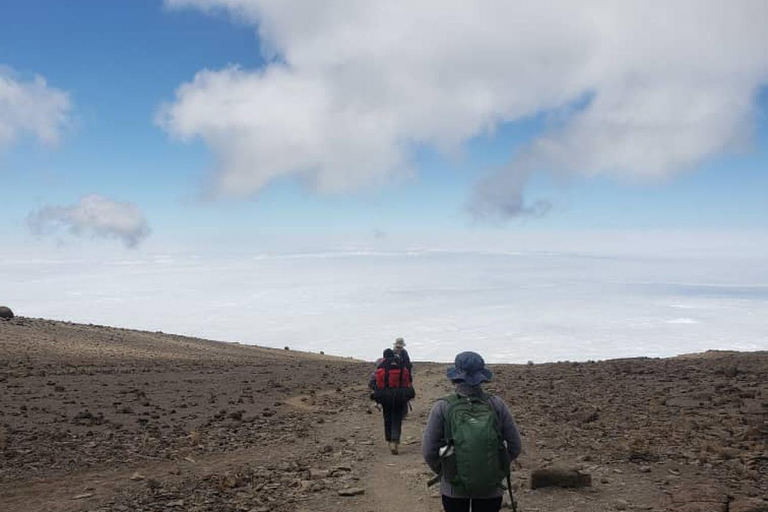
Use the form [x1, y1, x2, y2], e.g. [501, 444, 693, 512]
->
[494, 397, 522, 460]
[421, 401, 445, 473]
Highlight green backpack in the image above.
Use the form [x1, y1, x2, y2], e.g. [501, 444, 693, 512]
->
[441, 393, 511, 498]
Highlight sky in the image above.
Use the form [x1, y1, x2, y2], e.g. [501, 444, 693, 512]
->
[1, 1, 767, 362]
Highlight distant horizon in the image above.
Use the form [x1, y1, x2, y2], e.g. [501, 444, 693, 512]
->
[5, 313, 766, 367]
[3, 231, 766, 364]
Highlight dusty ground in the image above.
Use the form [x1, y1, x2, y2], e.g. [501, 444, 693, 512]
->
[1, 317, 766, 512]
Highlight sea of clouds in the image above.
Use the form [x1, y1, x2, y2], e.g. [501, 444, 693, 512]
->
[3, 233, 766, 364]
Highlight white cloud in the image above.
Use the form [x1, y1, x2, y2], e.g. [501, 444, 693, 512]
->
[28, 195, 151, 249]
[666, 317, 700, 325]
[161, 1, 768, 214]
[0, 67, 71, 148]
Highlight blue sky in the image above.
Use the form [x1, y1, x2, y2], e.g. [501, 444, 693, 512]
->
[1, 0, 767, 251]
[1, 1, 767, 360]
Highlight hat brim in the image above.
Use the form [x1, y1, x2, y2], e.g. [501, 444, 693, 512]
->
[446, 366, 492, 385]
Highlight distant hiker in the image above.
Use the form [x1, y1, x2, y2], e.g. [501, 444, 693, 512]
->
[370, 348, 415, 454]
[393, 336, 414, 418]
[393, 337, 413, 376]
[423, 351, 522, 512]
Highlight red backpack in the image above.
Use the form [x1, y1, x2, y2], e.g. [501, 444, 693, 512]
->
[375, 357, 412, 389]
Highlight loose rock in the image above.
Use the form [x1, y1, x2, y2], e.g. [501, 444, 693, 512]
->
[338, 487, 365, 496]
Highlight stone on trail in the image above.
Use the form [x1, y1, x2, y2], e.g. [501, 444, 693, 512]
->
[530, 466, 592, 489]
[0, 306, 13, 320]
[307, 468, 331, 479]
[338, 487, 365, 496]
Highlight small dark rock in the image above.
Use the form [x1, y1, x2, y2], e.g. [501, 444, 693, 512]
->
[0, 306, 13, 320]
[338, 487, 365, 496]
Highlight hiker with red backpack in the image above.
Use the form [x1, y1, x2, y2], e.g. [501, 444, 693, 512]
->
[370, 348, 415, 454]
[423, 351, 522, 512]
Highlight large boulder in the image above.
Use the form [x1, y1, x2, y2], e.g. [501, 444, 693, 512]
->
[0, 306, 13, 320]
[531, 467, 591, 489]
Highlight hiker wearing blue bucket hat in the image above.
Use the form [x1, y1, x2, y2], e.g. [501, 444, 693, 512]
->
[423, 352, 522, 512]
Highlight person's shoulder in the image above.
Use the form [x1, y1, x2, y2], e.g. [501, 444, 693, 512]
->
[429, 395, 453, 413]
[486, 394, 511, 411]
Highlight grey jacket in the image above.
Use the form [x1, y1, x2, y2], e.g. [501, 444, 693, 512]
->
[422, 383, 522, 498]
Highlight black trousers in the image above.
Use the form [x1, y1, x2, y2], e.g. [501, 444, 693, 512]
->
[441, 495, 503, 512]
[381, 399, 404, 442]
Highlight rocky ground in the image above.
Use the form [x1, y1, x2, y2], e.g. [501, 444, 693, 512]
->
[1, 317, 766, 512]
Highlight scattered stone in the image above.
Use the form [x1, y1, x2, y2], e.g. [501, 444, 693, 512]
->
[531, 467, 592, 489]
[71, 410, 104, 426]
[614, 498, 630, 510]
[307, 468, 331, 479]
[130, 472, 145, 481]
[71, 493, 95, 500]
[730, 498, 768, 512]
[338, 487, 365, 496]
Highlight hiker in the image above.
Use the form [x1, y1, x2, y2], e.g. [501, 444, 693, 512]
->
[393, 337, 413, 376]
[370, 348, 415, 454]
[393, 337, 414, 418]
[423, 351, 522, 512]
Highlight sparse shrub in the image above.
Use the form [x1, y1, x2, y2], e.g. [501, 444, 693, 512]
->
[717, 363, 739, 378]
[625, 435, 659, 462]
[188, 430, 202, 446]
[0, 306, 13, 320]
[284, 346, 290, 351]
[527, 360, 534, 367]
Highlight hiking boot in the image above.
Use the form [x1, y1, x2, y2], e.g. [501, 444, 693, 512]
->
[390, 442, 399, 455]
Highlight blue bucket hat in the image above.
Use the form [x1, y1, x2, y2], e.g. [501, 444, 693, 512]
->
[446, 351, 493, 385]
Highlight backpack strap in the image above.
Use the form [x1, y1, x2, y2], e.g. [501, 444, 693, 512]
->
[440, 393, 461, 444]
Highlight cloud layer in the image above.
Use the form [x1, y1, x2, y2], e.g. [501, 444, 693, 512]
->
[0, 67, 71, 149]
[162, 1, 768, 215]
[28, 195, 151, 248]
[2, 242, 766, 362]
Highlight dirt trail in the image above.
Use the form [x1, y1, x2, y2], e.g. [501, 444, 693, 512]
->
[355, 367, 448, 512]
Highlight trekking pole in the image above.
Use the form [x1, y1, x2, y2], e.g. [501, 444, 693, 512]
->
[507, 473, 519, 512]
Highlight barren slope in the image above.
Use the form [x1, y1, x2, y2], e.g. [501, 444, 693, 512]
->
[1, 318, 766, 512]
